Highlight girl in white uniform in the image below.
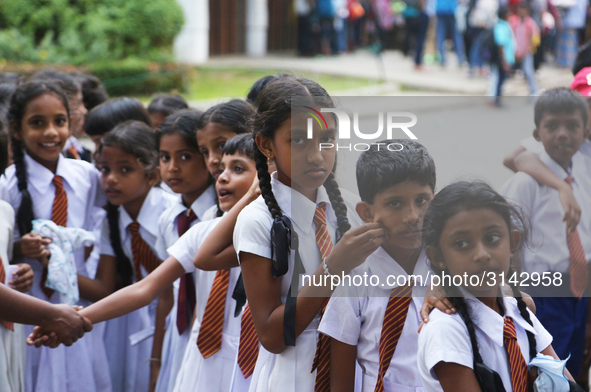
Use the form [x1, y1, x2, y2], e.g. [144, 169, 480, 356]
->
[232, 76, 384, 392]
[94, 121, 176, 392]
[151, 109, 216, 392]
[0, 81, 111, 392]
[417, 181, 573, 392]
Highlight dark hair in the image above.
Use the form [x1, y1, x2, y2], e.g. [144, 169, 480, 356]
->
[0, 83, 17, 127]
[573, 40, 591, 76]
[29, 69, 81, 101]
[84, 97, 152, 137]
[497, 5, 510, 19]
[0, 73, 20, 85]
[148, 94, 189, 116]
[252, 76, 351, 245]
[222, 133, 255, 159]
[8, 81, 70, 236]
[534, 87, 589, 128]
[356, 139, 436, 203]
[155, 108, 203, 151]
[423, 181, 537, 368]
[98, 120, 158, 287]
[198, 99, 254, 135]
[70, 71, 109, 111]
[246, 74, 289, 105]
[0, 122, 8, 176]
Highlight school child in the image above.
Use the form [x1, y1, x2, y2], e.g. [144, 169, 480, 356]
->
[91, 120, 175, 392]
[501, 88, 591, 378]
[31, 134, 263, 391]
[318, 139, 435, 391]
[84, 97, 152, 152]
[70, 71, 109, 112]
[418, 180, 572, 392]
[147, 94, 189, 131]
[196, 99, 254, 219]
[0, 80, 111, 392]
[502, 72, 591, 235]
[0, 122, 26, 392]
[150, 109, 215, 392]
[232, 76, 385, 392]
[30, 69, 90, 161]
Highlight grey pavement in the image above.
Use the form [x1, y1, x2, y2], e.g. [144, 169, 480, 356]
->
[204, 49, 575, 96]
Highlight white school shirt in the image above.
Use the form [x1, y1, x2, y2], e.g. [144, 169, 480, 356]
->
[99, 186, 175, 392]
[233, 172, 364, 392]
[501, 151, 591, 275]
[418, 293, 553, 392]
[0, 154, 111, 392]
[153, 184, 217, 392]
[167, 217, 246, 392]
[520, 136, 591, 177]
[318, 248, 430, 392]
[0, 201, 25, 392]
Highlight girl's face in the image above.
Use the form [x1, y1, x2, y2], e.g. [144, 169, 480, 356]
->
[15, 93, 70, 172]
[216, 152, 257, 212]
[428, 208, 516, 297]
[260, 111, 336, 201]
[196, 123, 238, 180]
[159, 132, 210, 206]
[98, 145, 157, 217]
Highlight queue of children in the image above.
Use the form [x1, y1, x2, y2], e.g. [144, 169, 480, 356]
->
[0, 65, 589, 392]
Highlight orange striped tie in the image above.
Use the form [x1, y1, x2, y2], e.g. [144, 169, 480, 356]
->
[373, 285, 412, 392]
[0, 257, 14, 331]
[237, 304, 259, 378]
[41, 176, 68, 298]
[312, 202, 334, 392]
[128, 222, 160, 281]
[503, 317, 528, 392]
[197, 269, 231, 358]
[565, 177, 588, 299]
[66, 146, 80, 160]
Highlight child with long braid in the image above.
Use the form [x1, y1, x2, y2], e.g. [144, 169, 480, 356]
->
[418, 181, 572, 392]
[232, 76, 385, 392]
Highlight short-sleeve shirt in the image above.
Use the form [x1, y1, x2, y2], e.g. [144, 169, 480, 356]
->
[418, 294, 553, 392]
[495, 19, 516, 65]
[318, 248, 431, 392]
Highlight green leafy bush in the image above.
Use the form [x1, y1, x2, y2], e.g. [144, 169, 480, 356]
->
[0, 0, 184, 64]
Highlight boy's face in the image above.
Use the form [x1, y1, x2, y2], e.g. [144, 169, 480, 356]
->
[534, 110, 586, 170]
[517, 6, 528, 18]
[356, 179, 433, 251]
[216, 152, 256, 212]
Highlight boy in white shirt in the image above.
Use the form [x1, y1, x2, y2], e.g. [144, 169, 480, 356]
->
[501, 87, 591, 378]
[318, 139, 436, 391]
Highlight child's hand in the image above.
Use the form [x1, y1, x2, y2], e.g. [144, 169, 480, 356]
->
[418, 284, 455, 331]
[557, 184, 580, 234]
[325, 223, 386, 275]
[246, 175, 261, 201]
[9, 263, 34, 293]
[27, 304, 93, 348]
[18, 233, 52, 260]
[149, 360, 161, 392]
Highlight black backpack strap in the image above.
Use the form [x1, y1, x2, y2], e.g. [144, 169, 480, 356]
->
[283, 231, 303, 346]
[232, 273, 247, 317]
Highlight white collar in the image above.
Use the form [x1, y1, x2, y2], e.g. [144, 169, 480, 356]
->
[271, 172, 332, 235]
[539, 151, 571, 181]
[63, 136, 84, 152]
[368, 247, 430, 289]
[463, 290, 538, 348]
[169, 184, 217, 219]
[119, 187, 165, 237]
[25, 153, 76, 193]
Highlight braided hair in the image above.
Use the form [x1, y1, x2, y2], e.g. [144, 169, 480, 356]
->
[423, 180, 537, 369]
[252, 76, 351, 275]
[7, 81, 70, 236]
[98, 120, 159, 287]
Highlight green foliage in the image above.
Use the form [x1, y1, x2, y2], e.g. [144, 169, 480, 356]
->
[0, 0, 184, 64]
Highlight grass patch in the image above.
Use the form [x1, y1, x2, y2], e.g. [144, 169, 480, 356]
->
[184, 67, 383, 101]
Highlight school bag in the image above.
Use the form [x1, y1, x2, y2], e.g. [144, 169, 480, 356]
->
[480, 28, 500, 65]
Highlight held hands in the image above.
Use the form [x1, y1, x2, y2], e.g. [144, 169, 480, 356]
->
[27, 305, 93, 348]
[9, 264, 34, 293]
[18, 233, 51, 260]
[325, 223, 386, 276]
